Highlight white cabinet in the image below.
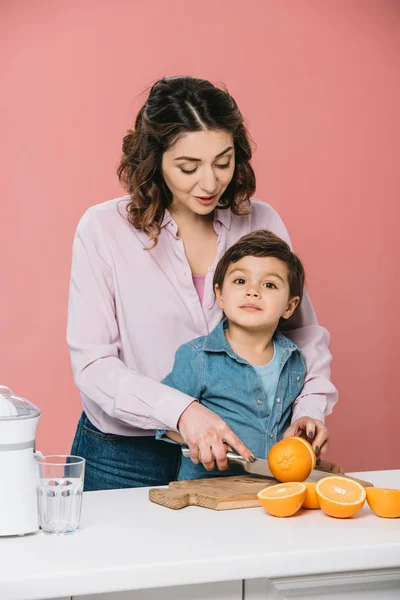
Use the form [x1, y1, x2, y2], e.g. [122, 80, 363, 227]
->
[74, 580, 242, 600]
[244, 569, 400, 599]
[29, 568, 400, 600]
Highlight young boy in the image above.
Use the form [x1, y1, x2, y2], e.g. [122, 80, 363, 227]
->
[156, 230, 307, 480]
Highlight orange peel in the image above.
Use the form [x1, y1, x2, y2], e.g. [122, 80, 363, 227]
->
[366, 488, 400, 518]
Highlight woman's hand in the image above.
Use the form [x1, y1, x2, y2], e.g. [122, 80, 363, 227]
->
[284, 417, 344, 474]
[283, 417, 329, 457]
[177, 401, 254, 471]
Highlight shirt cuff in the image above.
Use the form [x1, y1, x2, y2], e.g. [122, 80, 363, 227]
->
[155, 395, 196, 432]
[114, 371, 196, 431]
[291, 394, 327, 424]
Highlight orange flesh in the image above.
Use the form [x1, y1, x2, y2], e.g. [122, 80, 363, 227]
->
[316, 476, 366, 519]
[259, 482, 305, 499]
[257, 482, 306, 517]
[318, 479, 364, 503]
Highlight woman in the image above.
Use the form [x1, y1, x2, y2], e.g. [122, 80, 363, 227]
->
[68, 76, 337, 491]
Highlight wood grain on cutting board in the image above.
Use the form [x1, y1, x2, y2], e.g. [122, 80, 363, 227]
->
[149, 475, 277, 510]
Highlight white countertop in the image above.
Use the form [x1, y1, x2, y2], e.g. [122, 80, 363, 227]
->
[1, 470, 400, 600]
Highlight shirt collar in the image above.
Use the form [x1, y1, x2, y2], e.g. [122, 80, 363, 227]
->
[203, 319, 248, 364]
[203, 319, 230, 352]
[203, 319, 300, 356]
[160, 207, 232, 230]
[214, 207, 232, 229]
[160, 210, 173, 228]
[273, 332, 300, 353]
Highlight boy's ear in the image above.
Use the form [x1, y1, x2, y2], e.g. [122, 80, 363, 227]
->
[214, 284, 224, 309]
[282, 296, 300, 320]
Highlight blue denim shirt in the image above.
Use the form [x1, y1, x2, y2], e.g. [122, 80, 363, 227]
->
[158, 319, 306, 480]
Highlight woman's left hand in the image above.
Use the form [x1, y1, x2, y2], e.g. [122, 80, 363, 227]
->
[283, 417, 329, 458]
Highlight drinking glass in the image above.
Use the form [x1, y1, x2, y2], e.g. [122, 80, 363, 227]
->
[36, 455, 85, 535]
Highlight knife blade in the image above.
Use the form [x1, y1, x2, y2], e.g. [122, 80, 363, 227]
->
[181, 448, 373, 487]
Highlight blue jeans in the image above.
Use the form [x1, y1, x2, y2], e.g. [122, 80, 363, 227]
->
[71, 413, 181, 491]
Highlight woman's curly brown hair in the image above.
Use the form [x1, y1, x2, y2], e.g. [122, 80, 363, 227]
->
[117, 76, 256, 248]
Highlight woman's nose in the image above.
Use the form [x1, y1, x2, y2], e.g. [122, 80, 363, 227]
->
[199, 167, 218, 194]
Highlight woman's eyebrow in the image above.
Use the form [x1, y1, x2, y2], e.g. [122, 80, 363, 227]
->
[174, 146, 234, 162]
[215, 146, 233, 158]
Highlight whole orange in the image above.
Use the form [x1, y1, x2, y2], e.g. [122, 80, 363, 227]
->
[268, 436, 316, 483]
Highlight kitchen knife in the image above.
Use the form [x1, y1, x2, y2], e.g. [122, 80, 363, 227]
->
[181, 448, 373, 487]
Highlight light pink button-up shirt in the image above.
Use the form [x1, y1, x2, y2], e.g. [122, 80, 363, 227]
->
[67, 197, 338, 436]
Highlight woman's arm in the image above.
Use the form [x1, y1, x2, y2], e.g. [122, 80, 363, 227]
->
[268, 207, 338, 423]
[67, 212, 194, 431]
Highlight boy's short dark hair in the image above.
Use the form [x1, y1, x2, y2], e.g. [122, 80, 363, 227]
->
[213, 230, 305, 306]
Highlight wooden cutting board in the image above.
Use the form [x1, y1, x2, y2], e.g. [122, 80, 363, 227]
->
[149, 475, 278, 510]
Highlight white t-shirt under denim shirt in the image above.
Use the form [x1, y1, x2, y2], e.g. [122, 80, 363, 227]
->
[253, 341, 281, 413]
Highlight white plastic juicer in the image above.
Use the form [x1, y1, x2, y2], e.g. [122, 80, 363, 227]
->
[0, 386, 41, 536]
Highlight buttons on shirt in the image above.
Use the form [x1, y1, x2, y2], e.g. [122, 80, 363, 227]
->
[208, 266, 214, 272]
[215, 222, 221, 229]
[257, 399, 263, 405]
[207, 304, 213, 311]
[296, 376, 300, 381]
[269, 433, 274, 439]
[275, 397, 281, 404]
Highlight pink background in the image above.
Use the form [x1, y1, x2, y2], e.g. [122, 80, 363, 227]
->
[1, 1, 399, 471]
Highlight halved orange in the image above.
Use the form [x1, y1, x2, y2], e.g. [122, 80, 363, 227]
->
[268, 436, 316, 482]
[303, 481, 319, 509]
[366, 488, 400, 518]
[257, 482, 306, 517]
[316, 476, 366, 518]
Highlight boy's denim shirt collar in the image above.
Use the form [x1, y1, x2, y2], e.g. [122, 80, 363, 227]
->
[200, 318, 300, 364]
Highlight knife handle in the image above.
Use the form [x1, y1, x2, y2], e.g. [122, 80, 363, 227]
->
[225, 451, 247, 465]
[181, 447, 247, 466]
[181, 447, 191, 458]
[315, 459, 344, 474]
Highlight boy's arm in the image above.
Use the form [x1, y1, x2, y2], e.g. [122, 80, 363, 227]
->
[165, 431, 185, 444]
[155, 343, 202, 443]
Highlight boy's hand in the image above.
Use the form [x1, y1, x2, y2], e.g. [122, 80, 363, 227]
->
[177, 401, 255, 471]
[283, 417, 329, 458]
